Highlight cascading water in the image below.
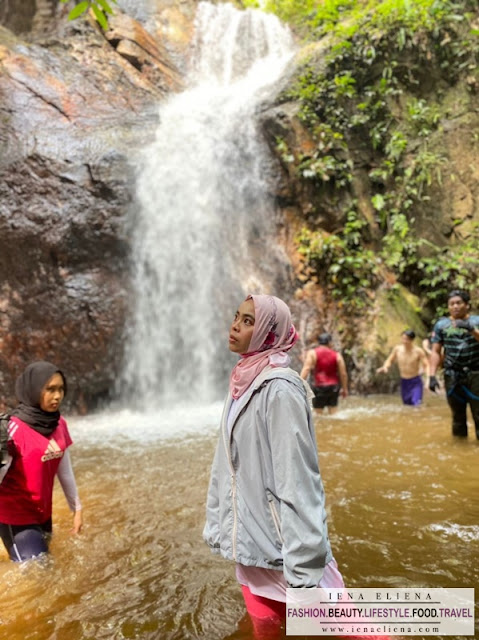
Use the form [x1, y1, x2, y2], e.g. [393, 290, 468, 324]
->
[121, 2, 295, 408]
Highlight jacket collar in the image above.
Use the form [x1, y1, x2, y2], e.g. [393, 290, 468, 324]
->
[221, 366, 310, 438]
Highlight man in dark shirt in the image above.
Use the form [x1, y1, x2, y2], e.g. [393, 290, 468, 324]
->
[429, 290, 479, 438]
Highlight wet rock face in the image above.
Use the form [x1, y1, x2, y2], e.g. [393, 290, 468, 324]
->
[0, 152, 132, 411]
[0, 10, 187, 411]
[262, 102, 350, 233]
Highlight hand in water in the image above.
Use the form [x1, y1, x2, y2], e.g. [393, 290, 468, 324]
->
[429, 375, 440, 393]
[71, 509, 83, 534]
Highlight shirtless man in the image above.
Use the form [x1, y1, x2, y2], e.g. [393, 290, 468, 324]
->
[376, 329, 429, 406]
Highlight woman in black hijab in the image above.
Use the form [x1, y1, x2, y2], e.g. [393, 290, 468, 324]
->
[0, 361, 82, 561]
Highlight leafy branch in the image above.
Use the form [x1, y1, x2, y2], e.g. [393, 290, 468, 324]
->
[60, 0, 116, 30]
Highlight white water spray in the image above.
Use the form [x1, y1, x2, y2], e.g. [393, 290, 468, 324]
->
[121, 2, 295, 408]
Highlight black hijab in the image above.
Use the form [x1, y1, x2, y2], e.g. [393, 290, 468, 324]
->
[12, 361, 67, 436]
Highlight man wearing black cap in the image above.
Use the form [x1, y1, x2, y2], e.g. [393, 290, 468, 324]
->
[429, 290, 479, 438]
[300, 333, 348, 415]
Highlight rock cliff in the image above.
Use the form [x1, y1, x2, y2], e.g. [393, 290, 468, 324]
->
[1, 0, 478, 407]
[0, 2, 189, 410]
[258, 4, 479, 391]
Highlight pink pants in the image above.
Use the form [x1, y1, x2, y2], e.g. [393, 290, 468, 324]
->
[241, 585, 392, 640]
[241, 585, 285, 639]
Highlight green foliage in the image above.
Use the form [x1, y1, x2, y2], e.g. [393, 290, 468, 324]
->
[60, 0, 116, 29]
[281, 0, 473, 208]
[385, 131, 408, 161]
[380, 212, 422, 273]
[333, 71, 357, 98]
[276, 125, 353, 187]
[299, 153, 353, 187]
[275, 137, 295, 164]
[243, 0, 479, 42]
[241, 0, 355, 36]
[417, 228, 479, 315]
[297, 210, 381, 310]
[369, 144, 447, 235]
[406, 98, 442, 137]
[273, 0, 478, 317]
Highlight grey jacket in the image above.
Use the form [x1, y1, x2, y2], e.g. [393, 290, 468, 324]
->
[203, 366, 333, 588]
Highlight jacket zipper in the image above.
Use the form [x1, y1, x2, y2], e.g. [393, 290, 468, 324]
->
[268, 498, 284, 544]
[222, 412, 238, 561]
[222, 377, 274, 562]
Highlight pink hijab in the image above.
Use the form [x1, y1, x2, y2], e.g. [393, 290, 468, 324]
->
[229, 294, 299, 399]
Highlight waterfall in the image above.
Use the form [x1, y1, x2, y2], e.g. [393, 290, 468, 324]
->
[121, 1, 295, 408]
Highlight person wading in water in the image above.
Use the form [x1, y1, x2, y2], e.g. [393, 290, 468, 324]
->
[203, 294, 390, 640]
[0, 361, 82, 561]
[376, 329, 429, 406]
[429, 289, 479, 439]
[300, 333, 348, 415]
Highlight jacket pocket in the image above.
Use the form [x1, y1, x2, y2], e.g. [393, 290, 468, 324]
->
[266, 490, 283, 544]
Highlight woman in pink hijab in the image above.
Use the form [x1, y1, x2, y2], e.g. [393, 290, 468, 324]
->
[203, 294, 346, 639]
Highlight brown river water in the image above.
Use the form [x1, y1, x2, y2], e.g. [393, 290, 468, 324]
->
[0, 394, 478, 640]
